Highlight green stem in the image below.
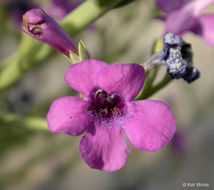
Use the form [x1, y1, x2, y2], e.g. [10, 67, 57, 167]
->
[0, 0, 122, 93]
[0, 113, 48, 131]
[136, 38, 168, 100]
[136, 66, 159, 100]
[62, 0, 120, 35]
[137, 74, 171, 100]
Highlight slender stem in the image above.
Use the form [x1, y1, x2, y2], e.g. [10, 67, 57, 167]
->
[62, 0, 121, 35]
[138, 74, 171, 100]
[136, 38, 169, 100]
[0, 113, 48, 131]
[143, 52, 163, 73]
[136, 66, 159, 100]
[0, 0, 122, 93]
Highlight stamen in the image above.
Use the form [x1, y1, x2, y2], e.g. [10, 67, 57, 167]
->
[106, 94, 121, 108]
[88, 89, 124, 120]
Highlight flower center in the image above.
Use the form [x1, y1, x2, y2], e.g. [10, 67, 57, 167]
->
[86, 89, 124, 120]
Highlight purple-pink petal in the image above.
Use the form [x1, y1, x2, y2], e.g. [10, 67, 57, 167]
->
[192, 0, 214, 13]
[164, 0, 214, 35]
[124, 100, 176, 152]
[164, 4, 198, 35]
[97, 63, 145, 102]
[22, 8, 78, 57]
[65, 59, 108, 98]
[171, 130, 187, 156]
[44, 0, 82, 20]
[197, 14, 214, 46]
[47, 96, 92, 136]
[79, 125, 130, 172]
[156, 0, 192, 14]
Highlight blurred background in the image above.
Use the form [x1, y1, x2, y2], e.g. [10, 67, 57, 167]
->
[0, 0, 214, 189]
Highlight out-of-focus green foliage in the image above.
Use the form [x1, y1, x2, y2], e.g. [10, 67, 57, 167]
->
[114, 0, 138, 8]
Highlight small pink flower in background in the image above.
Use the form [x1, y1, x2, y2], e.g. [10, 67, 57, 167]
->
[47, 59, 176, 172]
[22, 8, 78, 57]
[44, 0, 82, 20]
[171, 130, 187, 156]
[156, 0, 214, 46]
[1, 0, 82, 29]
[0, 0, 36, 27]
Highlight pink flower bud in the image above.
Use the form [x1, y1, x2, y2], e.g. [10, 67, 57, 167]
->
[22, 8, 78, 57]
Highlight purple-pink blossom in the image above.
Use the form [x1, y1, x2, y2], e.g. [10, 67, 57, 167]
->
[47, 59, 176, 172]
[156, 0, 214, 46]
[22, 8, 78, 57]
[1, 0, 81, 28]
[171, 130, 187, 156]
[1, 0, 36, 27]
[44, 0, 82, 20]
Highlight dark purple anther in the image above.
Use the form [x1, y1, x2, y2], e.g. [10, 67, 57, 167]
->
[93, 89, 108, 104]
[106, 94, 121, 108]
[88, 89, 123, 120]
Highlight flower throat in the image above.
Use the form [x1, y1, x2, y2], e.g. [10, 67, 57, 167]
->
[87, 89, 124, 120]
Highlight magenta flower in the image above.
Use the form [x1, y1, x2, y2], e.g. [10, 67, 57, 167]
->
[171, 130, 187, 156]
[47, 59, 176, 172]
[44, 0, 82, 20]
[22, 8, 78, 57]
[1, 0, 36, 27]
[156, 0, 214, 46]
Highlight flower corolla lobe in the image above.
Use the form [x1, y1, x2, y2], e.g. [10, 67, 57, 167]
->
[156, 0, 214, 46]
